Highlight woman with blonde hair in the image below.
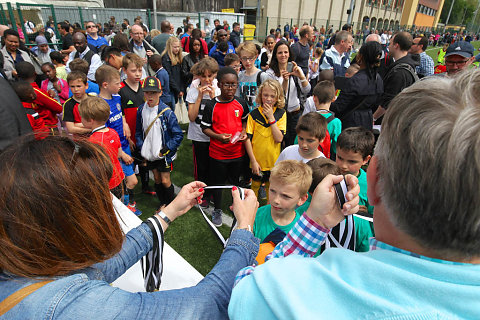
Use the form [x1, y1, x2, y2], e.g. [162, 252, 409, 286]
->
[162, 36, 185, 105]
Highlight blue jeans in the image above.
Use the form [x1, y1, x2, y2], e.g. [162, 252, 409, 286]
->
[0, 224, 260, 319]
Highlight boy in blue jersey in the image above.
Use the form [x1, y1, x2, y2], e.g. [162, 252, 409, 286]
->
[96, 65, 141, 215]
[336, 127, 374, 226]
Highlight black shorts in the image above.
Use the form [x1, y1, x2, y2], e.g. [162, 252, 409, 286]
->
[146, 158, 172, 172]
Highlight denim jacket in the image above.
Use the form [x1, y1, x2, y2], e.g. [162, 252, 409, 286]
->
[135, 101, 184, 165]
[0, 224, 259, 319]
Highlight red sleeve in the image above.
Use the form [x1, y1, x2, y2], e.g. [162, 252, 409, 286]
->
[33, 87, 63, 113]
[202, 39, 208, 55]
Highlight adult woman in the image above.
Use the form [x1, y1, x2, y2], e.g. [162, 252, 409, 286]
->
[0, 136, 259, 319]
[260, 35, 275, 71]
[1, 29, 33, 80]
[182, 36, 205, 85]
[266, 40, 310, 146]
[162, 37, 185, 106]
[331, 41, 384, 130]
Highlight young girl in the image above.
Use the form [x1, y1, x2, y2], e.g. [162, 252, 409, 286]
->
[162, 37, 185, 107]
[260, 35, 275, 71]
[308, 47, 323, 93]
[50, 51, 68, 80]
[185, 57, 220, 208]
[182, 37, 205, 86]
[244, 79, 286, 200]
[201, 67, 250, 227]
[40, 62, 69, 104]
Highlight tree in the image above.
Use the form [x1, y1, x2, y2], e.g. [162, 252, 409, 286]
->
[440, 0, 477, 25]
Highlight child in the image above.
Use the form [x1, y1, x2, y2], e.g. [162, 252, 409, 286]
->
[162, 37, 184, 106]
[308, 47, 323, 91]
[297, 157, 373, 256]
[336, 127, 375, 218]
[16, 61, 63, 134]
[201, 67, 250, 226]
[236, 41, 267, 111]
[40, 62, 69, 104]
[211, 41, 229, 67]
[224, 53, 241, 72]
[96, 65, 140, 215]
[78, 96, 133, 203]
[12, 81, 49, 139]
[135, 76, 184, 210]
[437, 42, 449, 65]
[253, 160, 311, 242]
[50, 51, 68, 80]
[63, 71, 92, 135]
[276, 112, 327, 164]
[149, 53, 173, 108]
[245, 79, 286, 201]
[185, 57, 220, 208]
[68, 58, 100, 96]
[302, 80, 341, 158]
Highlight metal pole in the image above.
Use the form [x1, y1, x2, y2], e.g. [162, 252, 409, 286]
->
[347, 0, 355, 25]
[444, 0, 456, 32]
[153, 0, 157, 30]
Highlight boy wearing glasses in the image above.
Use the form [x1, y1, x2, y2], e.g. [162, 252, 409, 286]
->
[201, 67, 249, 226]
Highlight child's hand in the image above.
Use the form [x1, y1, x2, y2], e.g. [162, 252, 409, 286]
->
[47, 89, 56, 98]
[128, 138, 135, 151]
[123, 124, 131, 140]
[306, 174, 360, 229]
[218, 133, 232, 143]
[122, 153, 134, 165]
[238, 130, 248, 142]
[262, 103, 274, 120]
[146, 50, 154, 57]
[52, 81, 61, 92]
[251, 161, 262, 176]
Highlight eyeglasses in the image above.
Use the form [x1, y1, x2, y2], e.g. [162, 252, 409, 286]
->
[218, 34, 227, 37]
[445, 60, 469, 66]
[220, 83, 238, 89]
[86, 25, 96, 28]
[412, 42, 420, 45]
[240, 57, 255, 62]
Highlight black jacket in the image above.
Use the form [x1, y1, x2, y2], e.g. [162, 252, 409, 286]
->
[127, 39, 156, 54]
[380, 53, 419, 110]
[162, 54, 184, 102]
[230, 31, 241, 48]
[331, 69, 383, 130]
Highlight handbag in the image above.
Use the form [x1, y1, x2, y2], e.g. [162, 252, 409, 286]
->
[174, 98, 189, 124]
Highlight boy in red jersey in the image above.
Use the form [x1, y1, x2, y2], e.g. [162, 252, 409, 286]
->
[79, 96, 134, 202]
[63, 71, 92, 135]
[201, 67, 250, 226]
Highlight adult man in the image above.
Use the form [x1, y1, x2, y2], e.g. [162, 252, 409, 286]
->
[409, 36, 434, 78]
[440, 41, 475, 77]
[290, 25, 313, 76]
[373, 32, 418, 121]
[319, 30, 352, 77]
[152, 20, 171, 54]
[211, 19, 220, 39]
[327, 24, 352, 49]
[362, 25, 370, 43]
[230, 68, 480, 320]
[208, 29, 235, 56]
[181, 24, 193, 40]
[59, 22, 74, 55]
[128, 24, 158, 71]
[85, 21, 109, 53]
[66, 32, 102, 82]
[204, 18, 212, 43]
[230, 22, 241, 48]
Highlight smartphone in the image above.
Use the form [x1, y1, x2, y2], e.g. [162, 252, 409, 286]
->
[287, 62, 294, 73]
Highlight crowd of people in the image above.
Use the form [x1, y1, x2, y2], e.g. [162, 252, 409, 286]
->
[0, 15, 480, 319]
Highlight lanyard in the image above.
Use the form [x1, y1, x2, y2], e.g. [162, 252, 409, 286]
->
[91, 125, 106, 134]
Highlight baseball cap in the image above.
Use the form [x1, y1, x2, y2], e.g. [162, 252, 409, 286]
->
[445, 41, 474, 59]
[142, 76, 162, 92]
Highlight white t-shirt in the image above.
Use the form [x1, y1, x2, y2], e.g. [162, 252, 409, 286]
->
[275, 145, 325, 164]
[380, 33, 389, 45]
[186, 79, 220, 142]
[302, 96, 316, 115]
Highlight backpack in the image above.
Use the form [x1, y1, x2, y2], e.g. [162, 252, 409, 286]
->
[388, 62, 419, 86]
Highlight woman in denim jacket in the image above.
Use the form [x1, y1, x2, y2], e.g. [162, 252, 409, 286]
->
[0, 136, 259, 319]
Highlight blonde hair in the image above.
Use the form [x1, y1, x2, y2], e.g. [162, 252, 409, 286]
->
[255, 79, 285, 109]
[78, 96, 111, 122]
[150, 29, 161, 38]
[162, 37, 183, 66]
[270, 160, 312, 196]
[236, 41, 257, 57]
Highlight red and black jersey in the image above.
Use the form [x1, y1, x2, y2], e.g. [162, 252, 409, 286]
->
[23, 102, 49, 139]
[119, 80, 144, 145]
[62, 98, 82, 124]
[30, 82, 63, 127]
[201, 97, 249, 160]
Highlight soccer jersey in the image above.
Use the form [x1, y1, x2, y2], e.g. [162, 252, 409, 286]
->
[201, 97, 249, 160]
[31, 82, 63, 127]
[119, 81, 144, 145]
[246, 106, 286, 171]
[89, 128, 124, 189]
[275, 145, 325, 164]
[62, 98, 82, 124]
[104, 94, 129, 151]
[253, 204, 302, 242]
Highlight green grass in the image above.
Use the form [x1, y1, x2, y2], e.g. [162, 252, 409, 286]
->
[133, 124, 238, 276]
[425, 40, 480, 62]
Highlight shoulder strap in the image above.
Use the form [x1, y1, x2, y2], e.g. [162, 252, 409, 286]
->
[144, 107, 170, 137]
[0, 280, 53, 316]
[256, 71, 264, 87]
[325, 113, 335, 124]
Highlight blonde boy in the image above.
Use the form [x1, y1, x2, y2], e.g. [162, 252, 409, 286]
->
[253, 160, 312, 242]
[96, 65, 140, 214]
[79, 97, 133, 201]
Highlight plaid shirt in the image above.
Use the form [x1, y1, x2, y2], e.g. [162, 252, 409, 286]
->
[416, 51, 435, 77]
[235, 212, 467, 286]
